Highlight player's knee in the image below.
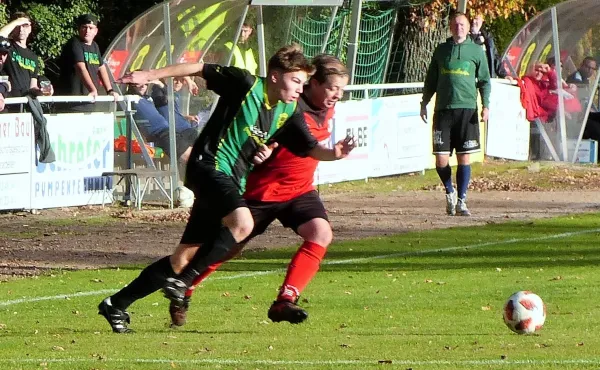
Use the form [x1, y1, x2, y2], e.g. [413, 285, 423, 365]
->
[299, 218, 332, 247]
[230, 218, 254, 242]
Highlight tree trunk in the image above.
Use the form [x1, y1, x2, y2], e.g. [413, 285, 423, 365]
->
[387, 10, 449, 94]
[400, 16, 448, 84]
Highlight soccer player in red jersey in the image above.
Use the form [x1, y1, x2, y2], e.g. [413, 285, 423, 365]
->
[170, 54, 349, 326]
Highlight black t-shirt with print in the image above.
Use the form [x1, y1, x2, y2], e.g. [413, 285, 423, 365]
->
[57, 36, 104, 95]
[4, 41, 40, 97]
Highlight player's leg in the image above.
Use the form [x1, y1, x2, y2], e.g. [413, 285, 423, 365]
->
[98, 199, 213, 333]
[453, 108, 481, 216]
[432, 110, 456, 215]
[169, 203, 277, 327]
[268, 191, 331, 324]
[164, 205, 254, 303]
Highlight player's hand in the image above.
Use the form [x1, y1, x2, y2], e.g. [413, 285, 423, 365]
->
[252, 142, 278, 165]
[333, 135, 356, 159]
[118, 70, 150, 85]
[481, 107, 489, 122]
[0, 95, 5, 111]
[420, 106, 428, 123]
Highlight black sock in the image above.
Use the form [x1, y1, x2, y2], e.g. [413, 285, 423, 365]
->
[110, 256, 175, 310]
[178, 226, 237, 286]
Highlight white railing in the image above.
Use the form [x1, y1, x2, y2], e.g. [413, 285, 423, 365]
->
[345, 82, 424, 99]
[5, 95, 141, 111]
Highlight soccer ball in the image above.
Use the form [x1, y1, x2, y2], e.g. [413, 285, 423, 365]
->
[503, 291, 546, 334]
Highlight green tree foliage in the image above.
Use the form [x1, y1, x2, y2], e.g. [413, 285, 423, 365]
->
[488, 0, 564, 54]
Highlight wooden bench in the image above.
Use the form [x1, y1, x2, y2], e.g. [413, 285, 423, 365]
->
[102, 168, 174, 209]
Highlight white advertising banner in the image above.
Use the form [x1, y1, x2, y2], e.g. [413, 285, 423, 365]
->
[0, 113, 33, 175]
[0, 173, 31, 210]
[486, 80, 530, 161]
[30, 113, 114, 209]
[315, 95, 429, 184]
[369, 95, 429, 177]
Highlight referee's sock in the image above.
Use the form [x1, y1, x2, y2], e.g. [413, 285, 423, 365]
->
[178, 226, 237, 287]
[277, 241, 327, 303]
[456, 164, 471, 200]
[110, 256, 175, 310]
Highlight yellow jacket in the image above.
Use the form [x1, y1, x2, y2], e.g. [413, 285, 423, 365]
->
[224, 42, 258, 75]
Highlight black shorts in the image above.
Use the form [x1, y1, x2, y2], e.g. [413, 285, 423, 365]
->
[246, 190, 328, 240]
[152, 128, 200, 160]
[180, 161, 246, 245]
[432, 108, 481, 155]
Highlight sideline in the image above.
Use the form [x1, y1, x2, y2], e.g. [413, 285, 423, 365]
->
[0, 357, 598, 367]
[1, 228, 599, 308]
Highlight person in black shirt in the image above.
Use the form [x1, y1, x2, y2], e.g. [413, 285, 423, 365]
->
[0, 36, 12, 111]
[0, 12, 48, 98]
[98, 44, 356, 333]
[57, 14, 118, 111]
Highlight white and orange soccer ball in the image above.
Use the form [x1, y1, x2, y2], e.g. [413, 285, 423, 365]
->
[503, 291, 546, 334]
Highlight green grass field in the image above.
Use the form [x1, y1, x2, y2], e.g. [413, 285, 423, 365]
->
[2, 213, 600, 369]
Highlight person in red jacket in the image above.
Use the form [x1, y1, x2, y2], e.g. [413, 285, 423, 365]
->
[169, 54, 349, 326]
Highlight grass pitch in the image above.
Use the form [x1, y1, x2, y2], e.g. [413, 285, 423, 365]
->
[1, 213, 600, 369]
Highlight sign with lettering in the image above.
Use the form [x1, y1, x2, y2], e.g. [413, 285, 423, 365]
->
[0, 113, 33, 175]
[30, 113, 114, 208]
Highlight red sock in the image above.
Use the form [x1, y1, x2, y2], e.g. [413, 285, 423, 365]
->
[277, 241, 327, 302]
[184, 243, 245, 298]
[185, 262, 222, 297]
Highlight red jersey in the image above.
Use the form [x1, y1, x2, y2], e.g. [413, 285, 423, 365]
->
[244, 93, 334, 202]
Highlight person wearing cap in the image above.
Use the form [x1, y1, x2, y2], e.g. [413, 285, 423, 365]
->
[0, 12, 48, 98]
[57, 13, 118, 111]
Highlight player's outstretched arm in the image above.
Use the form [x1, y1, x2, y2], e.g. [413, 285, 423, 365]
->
[308, 135, 356, 161]
[119, 62, 205, 85]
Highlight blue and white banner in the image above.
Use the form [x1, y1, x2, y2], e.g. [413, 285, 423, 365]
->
[30, 113, 114, 209]
[315, 95, 429, 184]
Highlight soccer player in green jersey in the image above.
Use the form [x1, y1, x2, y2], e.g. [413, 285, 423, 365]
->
[98, 44, 355, 333]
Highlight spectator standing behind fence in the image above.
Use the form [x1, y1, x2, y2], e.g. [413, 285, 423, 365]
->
[0, 12, 50, 98]
[224, 23, 257, 75]
[56, 14, 118, 111]
[470, 14, 506, 78]
[420, 12, 491, 217]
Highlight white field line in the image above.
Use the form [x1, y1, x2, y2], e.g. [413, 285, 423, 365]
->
[1, 227, 599, 308]
[0, 357, 599, 367]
